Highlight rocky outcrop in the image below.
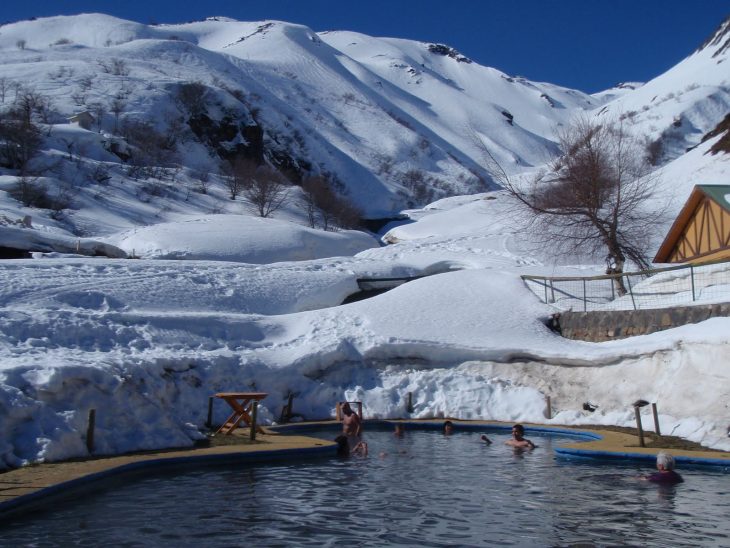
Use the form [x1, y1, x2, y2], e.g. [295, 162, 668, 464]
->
[187, 114, 264, 165]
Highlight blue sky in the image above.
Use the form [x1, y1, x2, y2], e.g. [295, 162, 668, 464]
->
[2, 1, 727, 93]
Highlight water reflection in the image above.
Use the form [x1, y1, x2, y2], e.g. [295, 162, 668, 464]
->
[0, 429, 727, 547]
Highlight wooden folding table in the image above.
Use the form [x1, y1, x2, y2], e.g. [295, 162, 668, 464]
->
[214, 392, 268, 435]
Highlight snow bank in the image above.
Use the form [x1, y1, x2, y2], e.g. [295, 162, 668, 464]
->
[0, 225, 127, 258]
[104, 215, 380, 262]
[1, 254, 728, 469]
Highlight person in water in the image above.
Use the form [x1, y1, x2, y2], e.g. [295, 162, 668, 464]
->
[443, 420, 454, 435]
[340, 402, 362, 451]
[480, 434, 492, 445]
[641, 452, 683, 485]
[505, 424, 535, 449]
[394, 423, 405, 437]
[335, 435, 368, 457]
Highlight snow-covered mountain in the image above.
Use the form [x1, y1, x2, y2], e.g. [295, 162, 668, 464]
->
[0, 13, 728, 246]
[0, 15, 597, 233]
[597, 15, 730, 166]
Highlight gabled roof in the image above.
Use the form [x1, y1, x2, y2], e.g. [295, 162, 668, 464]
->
[654, 184, 730, 263]
[68, 111, 94, 120]
[699, 185, 730, 212]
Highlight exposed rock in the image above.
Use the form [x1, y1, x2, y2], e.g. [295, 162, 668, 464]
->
[696, 14, 730, 57]
[540, 93, 556, 108]
[701, 112, 730, 154]
[188, 114, 264, 164]
[427, 43, 472, 63]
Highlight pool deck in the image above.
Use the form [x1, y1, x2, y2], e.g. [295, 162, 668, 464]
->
[1, 420, 728, 519]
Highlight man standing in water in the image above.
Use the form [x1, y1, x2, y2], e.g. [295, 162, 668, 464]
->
[341, 402, 362, 451]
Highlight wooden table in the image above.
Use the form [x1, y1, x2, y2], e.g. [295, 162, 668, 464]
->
[214, 392, 268, 435]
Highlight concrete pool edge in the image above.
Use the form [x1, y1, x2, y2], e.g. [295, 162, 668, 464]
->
[554, 446, 730, 467]
[0, 433, 335, 521]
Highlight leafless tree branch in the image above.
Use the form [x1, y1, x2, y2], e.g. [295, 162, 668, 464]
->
[481, 116, 667, 295]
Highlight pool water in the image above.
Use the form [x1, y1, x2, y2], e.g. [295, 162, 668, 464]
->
[1, 427, 729, 547]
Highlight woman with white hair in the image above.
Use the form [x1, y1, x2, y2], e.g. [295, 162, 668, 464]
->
[641, 452, 684, 485]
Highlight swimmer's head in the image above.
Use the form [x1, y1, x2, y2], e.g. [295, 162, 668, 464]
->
[656, 452, 675, 471]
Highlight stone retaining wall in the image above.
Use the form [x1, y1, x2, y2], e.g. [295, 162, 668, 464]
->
[554, 303, 730, 342]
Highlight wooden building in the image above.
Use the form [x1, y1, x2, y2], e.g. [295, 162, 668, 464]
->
[654, 184, 730, 264]
[68, 111, 95, 130]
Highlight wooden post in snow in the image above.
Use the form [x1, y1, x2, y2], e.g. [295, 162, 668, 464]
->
[86, 409, 96, 453]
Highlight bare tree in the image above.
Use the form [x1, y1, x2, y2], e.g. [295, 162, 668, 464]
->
[14, 88, 50, 126]
[401, 168, 438, 206]
[194, 168, 212, 194]
[78, 74, 94, 92]
[0, 110, 42, 171]
[9, 175, 51, 208]
[0, 78, 9, 103]
[301, 175, 327, 228]
[88, 102, 106, 132]
[225, 157, 256, 200]
[71, 91, 87, 107]
[175, 81, 207, 117]
[243, 165, 290, 218]
[110, 95, 126, 132]
[301, 174, 363, 230]
[121, 119, 178, 180]
[483, 116, 664, 294]
[112, 58, 130, 76]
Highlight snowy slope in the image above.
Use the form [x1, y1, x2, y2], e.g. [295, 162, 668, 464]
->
[595, 16, 730, 165]
[0, 13, 728, 236]
[0, 13, 597, 227]
[321, 31, 595, 167]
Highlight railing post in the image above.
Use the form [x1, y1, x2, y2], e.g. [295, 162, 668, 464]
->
[86, 409, 96, 454]
[549, 279, 556, 304]
[545, 395, 552, 419]
[543, 279, 548, 304]
[406, 391, 414, 413]
[250, 401, 258, 441]
[610, 274, 615, 301]
[206, 396, 214, 428]
[652, 403, 661, 436]
[582, 278, 587, 312]
[634, 406, 645, 448]
[626, 275, 637, 310]
[690, 265, 696, 302]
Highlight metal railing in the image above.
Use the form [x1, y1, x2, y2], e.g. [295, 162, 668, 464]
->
[521, 258, 730, 311]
